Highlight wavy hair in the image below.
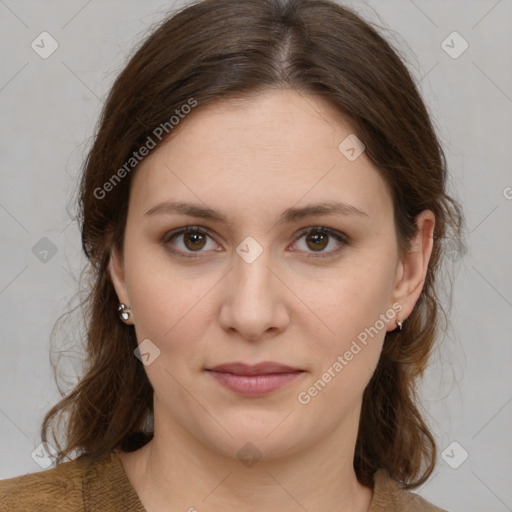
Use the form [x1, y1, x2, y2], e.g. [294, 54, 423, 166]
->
[41, 0, 464, 489]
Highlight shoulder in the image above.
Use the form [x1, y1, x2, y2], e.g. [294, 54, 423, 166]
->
[370, 469, 449, 512]
[0, 452, 124, 512]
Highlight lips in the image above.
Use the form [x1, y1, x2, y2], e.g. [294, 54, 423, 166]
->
[205, 361, 305, 397]
[207, 361, 302, 375]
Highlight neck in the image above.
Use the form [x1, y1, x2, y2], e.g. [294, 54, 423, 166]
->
[120, 409, 373, 512]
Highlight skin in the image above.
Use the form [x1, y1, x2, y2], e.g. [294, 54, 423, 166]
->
[109, 88, 435, 512]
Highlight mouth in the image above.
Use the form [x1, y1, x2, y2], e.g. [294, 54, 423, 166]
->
[205, 361, 305, 397]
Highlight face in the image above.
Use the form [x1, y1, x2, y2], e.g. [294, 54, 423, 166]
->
[109, 88, 432, 462]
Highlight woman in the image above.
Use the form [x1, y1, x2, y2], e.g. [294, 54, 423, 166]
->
[0, 0, 463, 510]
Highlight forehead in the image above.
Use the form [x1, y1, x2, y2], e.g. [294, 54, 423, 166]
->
[130, 89, 393, 224]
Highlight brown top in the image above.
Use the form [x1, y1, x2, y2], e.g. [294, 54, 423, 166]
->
[0, 452, 448, 511]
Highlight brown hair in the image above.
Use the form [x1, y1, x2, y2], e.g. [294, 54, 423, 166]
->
[41, 0, 464, 489]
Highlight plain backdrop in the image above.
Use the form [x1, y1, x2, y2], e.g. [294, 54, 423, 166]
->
[1, 1, 511, 511]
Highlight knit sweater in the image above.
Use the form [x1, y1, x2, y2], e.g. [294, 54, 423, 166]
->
[0, 452, 448, 511]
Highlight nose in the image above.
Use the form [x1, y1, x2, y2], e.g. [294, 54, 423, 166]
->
[218, 245, 289, 342]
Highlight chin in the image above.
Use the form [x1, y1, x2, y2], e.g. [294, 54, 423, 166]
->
[197, 415, 310, 463]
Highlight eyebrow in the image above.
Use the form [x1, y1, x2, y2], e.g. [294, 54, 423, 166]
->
[144, 200, 368, 227]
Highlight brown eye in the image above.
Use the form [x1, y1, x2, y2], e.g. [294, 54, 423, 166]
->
[164, 227, 219, 258]
[183, 231, 207, 251]
[305, 231, 329, 252]
[293, 227, 348, 258]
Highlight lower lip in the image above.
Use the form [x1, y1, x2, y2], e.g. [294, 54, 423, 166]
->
[207, 370, 304, 397]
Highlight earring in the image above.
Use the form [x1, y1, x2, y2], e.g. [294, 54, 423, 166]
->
[117, 303, 131, 322]
[396, 319, 403, 331]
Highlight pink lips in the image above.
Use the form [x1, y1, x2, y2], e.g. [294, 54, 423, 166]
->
[206, 361, 305, 397]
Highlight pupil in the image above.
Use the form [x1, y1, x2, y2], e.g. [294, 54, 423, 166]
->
[307, 232, 328, 251]
[185, 232, 205, 250]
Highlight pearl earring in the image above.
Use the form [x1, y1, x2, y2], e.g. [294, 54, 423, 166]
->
[117, 303, 131, 322]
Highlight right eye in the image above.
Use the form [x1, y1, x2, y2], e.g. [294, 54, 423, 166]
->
[163, 226, 222, 258]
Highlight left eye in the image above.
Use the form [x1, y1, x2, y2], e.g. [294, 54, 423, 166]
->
[291, 227, 348, 258]
[163, 226, 348, 258]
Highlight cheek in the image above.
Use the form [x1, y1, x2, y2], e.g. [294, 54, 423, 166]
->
[296, 255, 396, 389]
[300, 257, 396, 340]
[121, 238, 211, 352]
[295, 274, 391, 415]
[129, 274, 212, 349]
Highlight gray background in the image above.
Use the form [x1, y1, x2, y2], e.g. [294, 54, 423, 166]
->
[1, 1, 511, 510]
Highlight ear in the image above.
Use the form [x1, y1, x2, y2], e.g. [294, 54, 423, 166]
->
[388, 210, 435, 329]
[108, 247, 133, 324]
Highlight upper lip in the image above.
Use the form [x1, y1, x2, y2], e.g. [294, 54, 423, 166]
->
[207, 361, 303, 375]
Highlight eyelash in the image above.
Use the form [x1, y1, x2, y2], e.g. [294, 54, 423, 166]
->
[162, 226, 349, 259]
